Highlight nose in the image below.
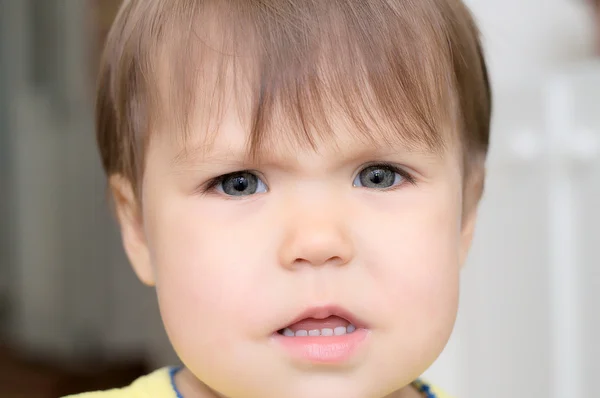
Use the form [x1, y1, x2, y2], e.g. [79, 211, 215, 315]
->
[278, 203, 354, 269]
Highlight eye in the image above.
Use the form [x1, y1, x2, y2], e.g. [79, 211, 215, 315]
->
[353, 164, 410, 189]
[213, 171, 267, 197]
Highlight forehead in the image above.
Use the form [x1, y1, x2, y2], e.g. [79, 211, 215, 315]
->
[165, 98, 453, 171]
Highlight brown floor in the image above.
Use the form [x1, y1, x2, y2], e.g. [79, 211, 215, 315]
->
[0, 346, 148, 398]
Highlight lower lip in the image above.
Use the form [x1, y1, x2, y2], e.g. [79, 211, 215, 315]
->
[273, 329, 369, 364]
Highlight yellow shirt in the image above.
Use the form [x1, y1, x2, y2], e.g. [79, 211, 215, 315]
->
[65, 368, 452, 398]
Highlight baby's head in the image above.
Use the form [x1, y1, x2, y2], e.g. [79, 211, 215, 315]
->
[98, 1, 490, 397]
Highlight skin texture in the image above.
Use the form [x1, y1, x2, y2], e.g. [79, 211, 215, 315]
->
[110, 98, 479, 398]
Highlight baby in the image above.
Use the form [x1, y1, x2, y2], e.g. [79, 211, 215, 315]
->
[72, 0, 491, 397]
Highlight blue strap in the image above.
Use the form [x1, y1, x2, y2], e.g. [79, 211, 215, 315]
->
[414, 379, 437, 398]
[169, 367, 184, 398]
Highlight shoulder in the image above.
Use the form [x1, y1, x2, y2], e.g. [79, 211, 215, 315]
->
[62, 368, 176, 398]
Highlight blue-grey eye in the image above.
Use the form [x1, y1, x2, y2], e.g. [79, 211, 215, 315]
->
[353, 165, 404, 189]
[217, 172, 267, 196]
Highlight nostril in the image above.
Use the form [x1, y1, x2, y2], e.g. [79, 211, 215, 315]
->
[293, 255, 346, 267]
[279, 226, 354, 269]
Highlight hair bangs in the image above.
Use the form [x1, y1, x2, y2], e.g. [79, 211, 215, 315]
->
[152, 0, 456, 165]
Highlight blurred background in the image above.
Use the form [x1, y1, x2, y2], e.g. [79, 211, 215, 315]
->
[0, 0, 598, 397]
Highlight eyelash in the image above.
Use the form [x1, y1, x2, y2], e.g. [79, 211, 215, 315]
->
[199, 163, 416, 195]
[359, 162, 417, 189]
[201, 172, 261, 194]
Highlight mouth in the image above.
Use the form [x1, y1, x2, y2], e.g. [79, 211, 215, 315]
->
[276, 307, 362, 337]
[277, 317, 357, 337]
[273, 305, 370, 364]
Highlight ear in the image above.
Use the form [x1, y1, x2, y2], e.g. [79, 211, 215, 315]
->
[109, 175, 156, 286]
[459, 167, 485, 267]
[459, 204, 478, 267]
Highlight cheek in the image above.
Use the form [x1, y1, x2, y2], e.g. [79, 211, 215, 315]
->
[354, 187, 462, 370]
[145, 198, 262, 354]
[357, 187, 461, 330]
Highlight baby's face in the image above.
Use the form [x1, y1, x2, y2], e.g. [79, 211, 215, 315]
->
[122, 102, 472, 397]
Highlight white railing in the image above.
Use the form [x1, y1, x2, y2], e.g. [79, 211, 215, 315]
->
[545, 64, 600, 398]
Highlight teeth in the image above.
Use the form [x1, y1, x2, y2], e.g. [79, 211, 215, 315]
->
[281, 325, 358, 337]
[283, 328, 295, 337]
[321, 328, 334, 336]
[334, 326, 347, 336]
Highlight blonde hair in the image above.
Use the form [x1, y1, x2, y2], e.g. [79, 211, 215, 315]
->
[97, 0, 491, 197]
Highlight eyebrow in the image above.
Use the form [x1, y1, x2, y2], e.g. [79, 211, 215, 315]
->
[171, 147, 248, 168]
[171, 134, 442, 172]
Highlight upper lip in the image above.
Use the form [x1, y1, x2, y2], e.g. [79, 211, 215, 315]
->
[277, 305, 368, 331]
